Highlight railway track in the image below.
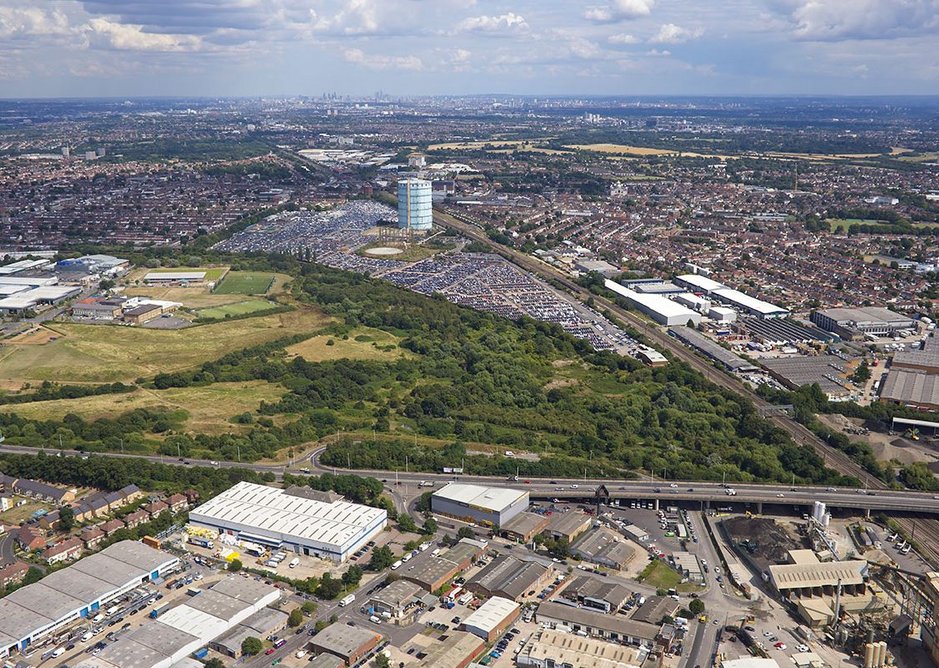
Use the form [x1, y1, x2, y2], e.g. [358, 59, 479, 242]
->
[434, 208, 939, 566]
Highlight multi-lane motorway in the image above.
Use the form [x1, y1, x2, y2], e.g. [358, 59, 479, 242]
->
[4, 442, 939, 518]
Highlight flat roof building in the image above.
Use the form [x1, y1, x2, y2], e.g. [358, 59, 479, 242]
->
[812, 307, 916, 339]
[881, 369, 939, 410]
[535, 602, 659, 646]
[604, 280, 700, 326]
[367, 579, 425, 624]
[631, 596, 679, 625]
[188, 481, 387, 562]
[143, 271, 207, 284]
[0, 541, 179, 659]
[467, 556, 552, 601]
[431, 484, 529, 528]
[460, 596, 520, 642]
[502, 512, 550, 543]
[675, 275, 788, 319]
[417, 631, 485, 668]
[571, 528, 637, 570]
[545, 512, 593, 543]
[557, 576, 632, 613]
[76, 576, 280, 668]
[309, 622, 383, 666]
[518, 630, 645, 668]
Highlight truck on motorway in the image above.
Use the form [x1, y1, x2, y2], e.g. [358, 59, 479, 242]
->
[338, 594, 355, 607]
[725, 488, 737, 496]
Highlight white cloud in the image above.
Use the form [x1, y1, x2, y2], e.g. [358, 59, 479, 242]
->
[775, 0, 939, 41]
[608, 33, 639, 44]
[456, 13, 528, 34]
[584, 0, 655, 23]
[87, 17, 202, 51]
[343, 48, 423, 71]
[0, 5, 72, 38]
[650, 23, 703, 44]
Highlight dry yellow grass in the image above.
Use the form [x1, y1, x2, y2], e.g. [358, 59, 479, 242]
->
[6, 381, 286, 434]
[7, 326, 62, 345]
[285, 327, 404, 363]
[565, 144, 677, 156]
[0, 306, 330, 386]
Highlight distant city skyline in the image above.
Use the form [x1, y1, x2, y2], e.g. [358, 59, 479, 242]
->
[1, 0, 938, 98]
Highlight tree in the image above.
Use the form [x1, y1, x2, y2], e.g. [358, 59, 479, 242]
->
[204, 659, 225, 668]
[342, 565, 363, 588]
[288, 607, 304, 627]
[316, 573, 343, 600]
[229, 558, 242, 572]
[58, 505, 75, 531]
[397, 514, 418, 533]
[422, 517, 438, 535]
[23, 566, 44, 586]
[456, 527, 476, 540]
[376, 654, 390, 668]
[367, 545, 394, 571]
[689, 598, 705, 615]
[241, 636, 263, 656]
[302, 601, 318, 615]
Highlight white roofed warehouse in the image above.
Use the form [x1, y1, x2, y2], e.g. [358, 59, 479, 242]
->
[188, 482, 386, 562]
[0, 541, 179, 660]
[431, 484, 529, 528]
[604, 280, 700, 326]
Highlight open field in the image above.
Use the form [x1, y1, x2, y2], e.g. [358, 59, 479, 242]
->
[427, 139, 556, 151]
[197, 299, 280, 320]
[7, 326, 62, 345]
[0, 307, 330, 386]
[122, 287, 245, 308]
[827, 218, 884, 231]
[126, 265, 229, 283]
[213, 271, 276, 295]
[636, 559, 682, 589]
[565, 143, 677, 156]
[285, 327, 404, 362]
[5, 381, 287, 435]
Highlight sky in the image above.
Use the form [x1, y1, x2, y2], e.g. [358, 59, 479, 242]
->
[1, 0, 938, 98]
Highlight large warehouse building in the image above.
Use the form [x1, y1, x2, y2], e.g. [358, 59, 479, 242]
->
[76, 576, 281, 668]
[188, 482, 387, 562]
[604, 280, 700, 326]
[0, 541, 180, 659]
[811, 307, 916, 340]
[675, 274, 789, 319]
[431, 484, 529, 528]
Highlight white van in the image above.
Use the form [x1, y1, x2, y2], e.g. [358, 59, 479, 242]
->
[289, 557, 300, 569]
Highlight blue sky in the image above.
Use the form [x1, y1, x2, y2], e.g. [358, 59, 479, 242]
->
[1, 0, 938, 97]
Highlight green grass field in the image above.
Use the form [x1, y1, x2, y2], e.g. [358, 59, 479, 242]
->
[197, 299, 280, 320]
[7, 381, 287, 435]
[637, 559, 682, 589]
[214, 271, 275, 295]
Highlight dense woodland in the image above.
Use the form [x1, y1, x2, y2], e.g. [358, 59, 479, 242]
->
[0, 254, 856, 485]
